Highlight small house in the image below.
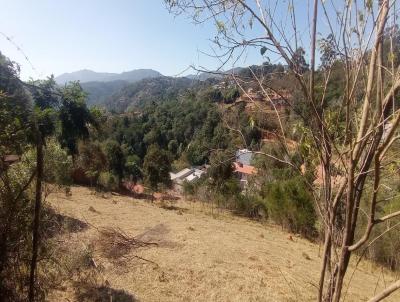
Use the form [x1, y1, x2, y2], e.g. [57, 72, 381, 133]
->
[234, 149, 257, 189]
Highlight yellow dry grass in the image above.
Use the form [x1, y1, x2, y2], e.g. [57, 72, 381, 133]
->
[48, 186, 400, 302]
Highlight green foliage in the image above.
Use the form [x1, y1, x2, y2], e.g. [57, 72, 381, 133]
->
[0, 166, 34, 301]
[235, 194, 268, 219]
[222, 86, 240, 104]
[171, 154, 190, 173]
[76, 141, 108, 184]
[0, 92, 32, 156]
[263, 177, 316, 237]
[260, 46, 267, 56]
[218, 177, 241, 198]
[30, 76, 59, 110]
[355, 179, 400, 270]
[319, 34, 339, 69]
[105, 97, 237, 167]
[81, 80, 127, 106]
[97, 171, 119, 191]
[290, 47, 309, 74]
[0, 52, 33, 157]
[182, 180, 196, 196]
[0, 52, 36, 300]
[43, 139, 73, 185]
[143, 145, 172, 191]
[104, 140, 125, 180]
[35, 106, 57, 138]
[124, 154, 142, 181]
[207, 150, 235, 190]
[196, 86, 223, 103]
[105, 77, 193, 112]
[59, 82, 95, 156]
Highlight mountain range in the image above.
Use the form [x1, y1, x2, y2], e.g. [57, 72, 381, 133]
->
[54, 64, 275, 109]
[55, 69, 162, 84]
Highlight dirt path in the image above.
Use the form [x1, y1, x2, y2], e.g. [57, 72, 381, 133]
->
[48, 186, 400, 302]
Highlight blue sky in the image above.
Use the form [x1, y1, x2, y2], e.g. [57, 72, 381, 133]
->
[0, 0, 266, 80]
[0, 1, 345, 80]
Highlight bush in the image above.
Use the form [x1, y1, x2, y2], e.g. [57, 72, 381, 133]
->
[182, 180, 195, 196]
[44, 138, 73, 185]
[355, 192, 400, 270]
[97, 172, 119, 191]
[22, 138, 73, 186]
[263, 177, 316, 237]
[76, 141, 108, 185]
[234, 194, 268, 219]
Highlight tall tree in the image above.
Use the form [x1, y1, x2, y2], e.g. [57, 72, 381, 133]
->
[0, 52, 35, 302]
[27, 78, 95, 301]
[143, 145, 172, 198]
[59, 82, 95, 158]
[105, 140, 125, 181]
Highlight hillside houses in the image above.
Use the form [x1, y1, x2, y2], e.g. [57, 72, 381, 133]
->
[234, 149, 257, 189]
[170, 149, 258, 192]
[239, 88, 292, 112]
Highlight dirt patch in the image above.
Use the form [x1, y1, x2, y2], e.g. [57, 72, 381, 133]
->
[135, 223, 181, 249]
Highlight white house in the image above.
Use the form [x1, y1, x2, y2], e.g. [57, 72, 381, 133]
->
[170, 167, 206, 187]
[170, 168, 193, 184]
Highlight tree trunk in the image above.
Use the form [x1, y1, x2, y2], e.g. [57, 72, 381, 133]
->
[28, 135, 43, 302]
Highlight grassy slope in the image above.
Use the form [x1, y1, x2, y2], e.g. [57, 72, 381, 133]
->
[48, 186, 400, 302]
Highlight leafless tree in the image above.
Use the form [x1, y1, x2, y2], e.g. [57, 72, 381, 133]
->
[165, 0, 400, 301]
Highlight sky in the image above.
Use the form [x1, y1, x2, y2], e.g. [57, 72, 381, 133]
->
[0, 1, 352, 81]
[0, 0, 266, 80]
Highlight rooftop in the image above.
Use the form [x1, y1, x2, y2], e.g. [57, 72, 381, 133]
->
[233, 162, 257, 175]
[236, 149, 254, 166]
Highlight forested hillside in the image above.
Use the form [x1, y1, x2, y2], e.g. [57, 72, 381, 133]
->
[80, 80, 128, 106]
[103, 76, 195, 112]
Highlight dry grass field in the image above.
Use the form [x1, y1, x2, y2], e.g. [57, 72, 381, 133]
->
[47, 186, 400, 302]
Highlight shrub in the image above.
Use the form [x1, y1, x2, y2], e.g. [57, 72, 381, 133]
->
[22, 138, 73, 186]
[234, 194, 268, 219]
[44, 138, 73, 185]
[97, 172, 119, 191]
[355, 192, 400, 270]
[182, 180, 195, 196]
[263, 176, 316, 237]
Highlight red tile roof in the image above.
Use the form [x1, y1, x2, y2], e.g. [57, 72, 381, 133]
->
[233, 162, 257, 175]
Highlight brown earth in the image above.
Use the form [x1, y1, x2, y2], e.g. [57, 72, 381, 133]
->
[47, 186, 400, 302]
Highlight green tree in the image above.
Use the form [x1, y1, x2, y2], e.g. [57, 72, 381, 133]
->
[104, 140, 125, 182]
[124, 154, 142, 182]
[143, 145, 172, 196]
[207, 150, 236, 192]
[0, 51, 35, 302]
[59, 82, 95, 158]
[264, 177, 316, 237]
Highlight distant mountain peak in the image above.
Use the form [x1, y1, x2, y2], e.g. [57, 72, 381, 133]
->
[55, 69, 162, 84]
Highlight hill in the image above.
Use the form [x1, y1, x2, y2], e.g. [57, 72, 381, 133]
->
[104, 76, 195, 112]
[55, 68, 162, 84]
[47, 186, 400, 302]
[80, 80, 128, 107]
